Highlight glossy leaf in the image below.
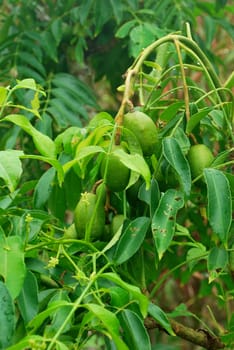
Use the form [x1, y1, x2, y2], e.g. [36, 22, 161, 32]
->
[17, 271, 38, 324]
[115, 20, 137, 38]
[204, 169, 232, 244]
[160, 102, 184, 122]
[148, 302, 175, 336]
[33, 168, 55, 209]
[7, 335, 47, 350]
[0, 150, 23, 192]
[186, 244, 207, 271]
[113, 149, 151, 189]
[151, 189, 184, 260]
[0, 235, 26, 299]
[208, 247, 229, 283]
[186, 108, 211, 133]
[100, 272, 148, 317]
[138, 178, 160, 216]
[114, 216, 150, 265]
[27, 300, 71, 332]
[84, 303, 128, 350]
[47, 290, 73, 334]
[163, 137, 191, 196]
[3, 114, 57, 158]
[0, 86, 7, 104]
[120, 309, 151, 350]
[0, 281, 15, 349]
[21, 154, 64, 185]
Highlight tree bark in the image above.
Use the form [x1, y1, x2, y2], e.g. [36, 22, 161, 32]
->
[145, 316, 225, 350]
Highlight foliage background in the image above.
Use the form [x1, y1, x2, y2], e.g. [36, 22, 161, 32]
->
[0, 1, 233, 349]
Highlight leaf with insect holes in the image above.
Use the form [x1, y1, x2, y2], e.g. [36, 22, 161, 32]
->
[151, 189, 184, 260]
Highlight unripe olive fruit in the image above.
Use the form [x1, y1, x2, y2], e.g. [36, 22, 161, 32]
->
[110, 214, 125, 235]
[101, 145, 130, 192]
[187, 144, 214, 178]
[123, 111, 158, 156]
[64, 223, 78, 239]
[74, 192, 105, 241]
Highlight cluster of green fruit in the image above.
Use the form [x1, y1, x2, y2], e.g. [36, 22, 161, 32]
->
[65, 110, 158, 242]
[65, 110, 214, 242]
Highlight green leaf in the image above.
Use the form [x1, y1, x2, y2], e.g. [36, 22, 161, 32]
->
[7, 335, 45, 350]
[100, 272, 148, 317]
[115, 20, 137, 38]
[120, 309, 151, 350]
[208, 247, 229, 283]
[129, 23, 156, 57]
[47, 291, 73, 334]
[14, 78, 37, 91]
[3, 114, 57, 158]
[21, 154, 64, 185]
[186, 244, 207, 271]
[163, 137, 191, 196]
[27, 300, 71, 332]
[51, 18, 63, 44]
[151, 189, 184, 260]
[114, 217, 150, 265]
[114, 149, 151, 189]
[160, 102, 184, 122]
[0, 281, 15, 349]
[204, 169, 232, 244]
[0, 235, 26, 299]
[0, 86, 7, 105]
[109, 286, 129, 308]
[109, 0, 123, 23]
[17, 271, 38, 324]
[83, 303, 128, 350]
[186, 108, 211, 133]
[148, 302, 175, 336]
[169, 303, 195, 318]
[33, 168, 55, 209]
[0, 150, 23, 192]
[63, 145, 105, 174]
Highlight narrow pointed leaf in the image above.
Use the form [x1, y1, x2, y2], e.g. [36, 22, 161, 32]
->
[204, 169, 232, 244]
[120, 309, 151, 350]
[84, 303, 128, 350]
[163, 137, 191, 196]
[0, 235, 26, 299]
[148, 302, 175, 336]
[0, 150, 23, 192]
[114, 149, 151, 189]
[151, 189, 184, 260]
[0, 281, 15, 349]
[3, 114, 57, 158]
[114, 216, 150, 265]
[100, 272, 148, 317]
[17, 271, 38, 324]
[208, 247, 229, 283]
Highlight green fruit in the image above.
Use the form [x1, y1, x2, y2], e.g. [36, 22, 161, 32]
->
[74, 192, 105, 241]
[124, 111, 158, 156]
[187, 144, 214, 178]
[64, 223, 78, 239]
[101, 145, 130, 192]
[110, 214, 125, 235]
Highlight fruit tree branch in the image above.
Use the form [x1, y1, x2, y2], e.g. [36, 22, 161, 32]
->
[145, 316, 225, 350]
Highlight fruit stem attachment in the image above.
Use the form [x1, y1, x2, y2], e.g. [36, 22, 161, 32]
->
[115, 69, 135, 145]
[114, 31, 228, 143]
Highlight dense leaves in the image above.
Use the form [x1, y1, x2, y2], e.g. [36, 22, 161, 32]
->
[0, 1, 233, 349]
